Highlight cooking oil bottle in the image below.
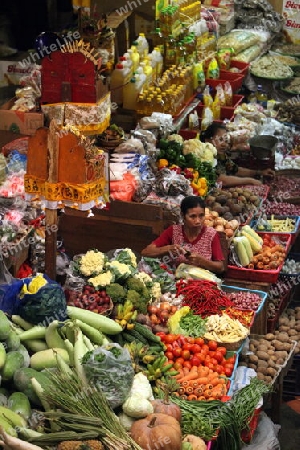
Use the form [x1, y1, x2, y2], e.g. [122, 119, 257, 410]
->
[164, 34, 177, 69]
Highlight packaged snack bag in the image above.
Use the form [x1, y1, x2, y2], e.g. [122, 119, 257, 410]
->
[206, 57, 220, 79]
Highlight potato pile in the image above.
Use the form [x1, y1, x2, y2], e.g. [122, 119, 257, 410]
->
[205, 187, 261, 223]
[239, 332, 295, 383]
[204, 208, 240, 239]
[278, 307, 300, 354]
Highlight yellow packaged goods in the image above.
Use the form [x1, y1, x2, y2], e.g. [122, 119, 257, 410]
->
[218, 30, 261, 55]
[206, 57, 220, 79]
[232, 44, 263, 63]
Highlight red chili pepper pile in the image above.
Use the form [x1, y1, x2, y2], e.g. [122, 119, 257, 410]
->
[176, 279, 233, 317]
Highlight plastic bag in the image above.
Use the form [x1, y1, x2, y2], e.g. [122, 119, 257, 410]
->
[16, 274, 68, 325]
[0, 259, 23, 314]
[110, 172, 137, 201]
[241, 412, 280, 450]
[82, 343, 135, 410]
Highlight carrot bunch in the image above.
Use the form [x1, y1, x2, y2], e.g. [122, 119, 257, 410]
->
[174, 365, 229, 401]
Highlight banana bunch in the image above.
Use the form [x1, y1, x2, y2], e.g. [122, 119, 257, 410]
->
[144, 355, 178, 382]
[115, 300, 137, 330]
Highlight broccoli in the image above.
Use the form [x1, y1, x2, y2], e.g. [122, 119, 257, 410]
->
[126, 277, 145, 293]
[126, 277, 151, 302]
[105, 283, 127, 303]
[126, 290, 148, 314]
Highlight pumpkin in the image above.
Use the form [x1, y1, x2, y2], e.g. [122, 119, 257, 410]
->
[130, 413, 182, 450]
[151, 399, 181, 423]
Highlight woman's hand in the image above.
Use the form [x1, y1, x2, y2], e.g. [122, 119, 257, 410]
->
[186, 253, 206, 267]
[262, 168, 275, 179]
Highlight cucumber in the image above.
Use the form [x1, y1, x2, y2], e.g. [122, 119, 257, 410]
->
[134, 323, 162, 344]
[8, 392, 32, 420]
[0, 310, 11, 340]
[1, 351, 24, 381]
[24, 339, 48, 353]
[5, 329, 21, 351]
[0, 405, 27, 427]
[18, 344, 30, 368]
[0, 415, 18, 437]
[0, 342, 6, 369]
[125, 329, 148, 345]
[67, 306, 122, 335]
[13, 368, 51, 406]
[30, 348, 70, 371]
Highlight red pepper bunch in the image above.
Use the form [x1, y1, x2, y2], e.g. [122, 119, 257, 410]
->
[176, 279, 233, 317]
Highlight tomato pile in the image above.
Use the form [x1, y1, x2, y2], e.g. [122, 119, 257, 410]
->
[157, 332, 236, 378]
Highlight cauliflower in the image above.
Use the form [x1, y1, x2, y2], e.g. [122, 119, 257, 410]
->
[134, 271, 153, 286]
[183, 139, 217, 166]
[105, 260, 134, 282]
[151, 281, 162, 301]
[79, 250, 106, 276]
[114, 248, 137, 268]
[88, 270, 114, 288]
[167, 134, 184, 144]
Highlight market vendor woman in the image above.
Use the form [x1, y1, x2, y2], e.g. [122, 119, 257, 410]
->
[200, 124, 275, 187]
[141, 196, 226, 274]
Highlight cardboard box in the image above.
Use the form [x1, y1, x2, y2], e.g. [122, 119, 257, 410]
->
[0, 99, 44, 136]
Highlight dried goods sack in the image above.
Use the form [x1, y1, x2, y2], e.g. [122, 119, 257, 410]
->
[218, 30, 261, 55]
[232, 44, 264, 63]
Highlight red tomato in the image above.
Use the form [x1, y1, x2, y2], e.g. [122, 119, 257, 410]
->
[165, 351, 174, 360]
[201, 344, 209, 355]
[175, 357, 185, 365]
[226, 356, 236, 365]
[164, 334, 179, 344]
[165, 344, 173, 352]
[194, 337, 205, 346]
[190, 355, 201, 367]
[194, 352, 205, 363]
[178, 335, 187, 347]
[217, 346, 227, 356]
[182, 350, 191, 361]
[186, 337, 195, 344]
[210, 358, 218, 366]
[214, 351, 224, 363]
[208, 340, 218, 351]
[155, 332, 166, 341]
[173, 347, 182, 358]
[191, 344, 202, 354]
[224, 367, 232, 377]
[183, 343, 193, 351]
[215, 364, 224, 374]
[206, 362, 215, 370]
[183, 360, 192, 370]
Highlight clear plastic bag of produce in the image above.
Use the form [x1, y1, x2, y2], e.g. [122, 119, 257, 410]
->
[82, 343, 134, 410]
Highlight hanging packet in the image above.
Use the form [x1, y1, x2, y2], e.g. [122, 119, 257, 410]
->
[206, 57, 220, 79]
[215, 84, 226, 107]
[212, 97, 221, 121]
[224, 81, 233, 106]
[202, 85, 213, 108]
[201, 106, 214, 131]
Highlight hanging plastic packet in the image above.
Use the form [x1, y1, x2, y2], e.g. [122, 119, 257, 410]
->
[215, 84, 226, 107]
[201, 106, 214, 131]
[188, 111, 199, 130]
[212, 97, 221, 121]
[206, 57, 220, 79]
[217, 48, 233, 70]
[193, 61, 206, 91]
[224, 81, 233, 106]
[203, 85, 213, 108]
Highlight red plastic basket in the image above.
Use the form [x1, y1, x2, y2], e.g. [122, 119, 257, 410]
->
[229, 60, 250, 76]
[226, 233, 292, 283]
[196, 104, 235, 123]
[241, 407, 261, 443]
[179, 129, 198, 140]
[205, 73, 244, 93]
[229, 94, 245, 108]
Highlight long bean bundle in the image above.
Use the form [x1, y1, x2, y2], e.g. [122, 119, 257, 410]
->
[172, 378, 271, 449]
[37, 369, 143, 450]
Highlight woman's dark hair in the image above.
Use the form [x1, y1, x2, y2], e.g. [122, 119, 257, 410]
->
[199, 123, 227, 143]
[180, 196, 206, 215]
